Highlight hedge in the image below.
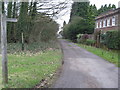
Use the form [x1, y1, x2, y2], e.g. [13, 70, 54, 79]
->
[105, 30, 120, 50]
[85, 39, 96, 46]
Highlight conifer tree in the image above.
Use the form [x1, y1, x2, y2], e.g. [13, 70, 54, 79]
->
[112, 4, 116, 9]
[2, 2, 5, 13]
[12, 2, 18, 42]
[17, 2, 29, 43]
[7, 2, 13, 42]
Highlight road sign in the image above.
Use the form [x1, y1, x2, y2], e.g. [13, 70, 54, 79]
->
[1, 13, 17, 84]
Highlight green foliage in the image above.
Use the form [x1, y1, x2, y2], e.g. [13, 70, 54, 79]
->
[2, 2, 5, 13]
[105, 31, 120, 49]
[7, 40, 60, 54]
[85, 39, 95, 45]
[67, 2, 97, 41]
[77, 34, 83, 43]
[100, 33, 106, 45]
[70, 2, 89, 21]
[29, 15, 58, 43]
[6, 2, 58, 44]
[64, 2, 117, 42]
[77, 34, 95, 46]
[112, 4, 116, 9]
[63, 16, 93, 42]
[77, 34, 83, 39]
[17, 2, 29, 43]
[63, 16, 82, 41]
[7, 2, 13, 43]
[98, 4, 116, 15]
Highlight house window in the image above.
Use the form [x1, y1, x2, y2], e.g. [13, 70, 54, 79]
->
[97, 22, 99, 28]
[98, 22, 100, 28]
[105, 19, 107, 27]
[100, 21, 102, 28]
[103, 20, 106, 27]
[102, 21, 103, 27]
[112, 16, 116, 26]
[107, 19, 110, 27]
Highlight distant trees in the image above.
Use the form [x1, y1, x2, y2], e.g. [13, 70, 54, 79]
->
[63, 2, 97, 41]
[63, 16, 90, 41]
[2, 1, 60, 44]
[98, 4, 116, 15]
[70, 2, 89, 21]
[7, 2, 13, 42]
[17, 2, 29, 43]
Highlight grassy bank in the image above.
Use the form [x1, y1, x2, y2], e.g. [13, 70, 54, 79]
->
[0, 49, 62, 88]
[0, 41, 62, 89]
[76, 44, 119, 67]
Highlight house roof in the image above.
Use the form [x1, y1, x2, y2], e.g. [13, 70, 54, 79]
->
[95, 8, 120, 20]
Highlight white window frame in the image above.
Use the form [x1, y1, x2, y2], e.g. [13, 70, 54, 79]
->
[112, 16, 116, 26]
[107, 18, 110, 27]
[103, 20, 106, 27]
[100, 21, 102, 28]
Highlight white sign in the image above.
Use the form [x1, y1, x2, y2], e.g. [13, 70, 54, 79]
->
[6, 18, 18, 22]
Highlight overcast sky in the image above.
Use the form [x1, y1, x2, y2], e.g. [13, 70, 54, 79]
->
[56, 0, 120, 31]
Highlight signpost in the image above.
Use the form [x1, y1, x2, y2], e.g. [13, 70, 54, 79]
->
[1, 13, 17, 84]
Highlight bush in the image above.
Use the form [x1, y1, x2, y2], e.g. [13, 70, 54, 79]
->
[82, 34, 89, 40]
[85, 39, 95, 46]
[63, 16, 94, 41]
[105, 30, 120, 49]
[77, 34, 83, 43]
[77, 34, 90, 44]
[100, 33, 107, 45]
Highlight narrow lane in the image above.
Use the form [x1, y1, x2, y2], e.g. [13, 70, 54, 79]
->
[53, 39, 118, 88]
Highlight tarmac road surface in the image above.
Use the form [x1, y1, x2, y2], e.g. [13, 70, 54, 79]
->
[52, 39, 118, 88]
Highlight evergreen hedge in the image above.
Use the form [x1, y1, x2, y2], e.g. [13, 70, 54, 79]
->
[105, 30, 120, 49]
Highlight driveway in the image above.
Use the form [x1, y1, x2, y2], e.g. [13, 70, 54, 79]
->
[52, 39, 118, 88]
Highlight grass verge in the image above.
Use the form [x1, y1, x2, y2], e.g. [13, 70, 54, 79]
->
[76, 44, 119, 67]
[0, 49, 62, 88]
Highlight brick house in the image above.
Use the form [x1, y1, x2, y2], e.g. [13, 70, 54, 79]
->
[94, 8, 120, 47]
[94, 8, 120, 34]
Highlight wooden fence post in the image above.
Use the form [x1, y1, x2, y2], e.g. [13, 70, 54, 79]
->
[1, 14, 8, 84]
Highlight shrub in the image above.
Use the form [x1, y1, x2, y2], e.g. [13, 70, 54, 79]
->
[77, 34, 91, 44]
[77, 34, 83, 43]
[63, 16, 94, 41]
[85, 39, 95, 46]
[105, 30, 120, 49]
[82, 34, 89, 40]
[77, 34, 83, 39]
[100, 33, 107, 45]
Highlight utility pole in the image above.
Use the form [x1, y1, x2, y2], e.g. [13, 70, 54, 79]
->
[1, 13, 17, 84]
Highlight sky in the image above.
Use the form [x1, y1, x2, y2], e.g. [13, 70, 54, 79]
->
[55, 0, 120, 31]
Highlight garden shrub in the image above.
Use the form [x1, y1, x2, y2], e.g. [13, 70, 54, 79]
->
[82, 34, 89, 40]
[100, 33, 107, 45]
[85, 39, 96, 46]
[77, 34, 94, 45]
[105, 30, 120, 49]
[77, 34, 83, 43]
